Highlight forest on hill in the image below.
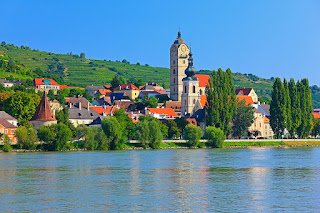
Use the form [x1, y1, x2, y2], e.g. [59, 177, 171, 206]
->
[1, 41, 320, 108]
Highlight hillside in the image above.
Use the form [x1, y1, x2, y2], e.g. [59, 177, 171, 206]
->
[1, 42, 319, 108]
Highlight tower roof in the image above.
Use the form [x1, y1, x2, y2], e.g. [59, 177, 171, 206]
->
[30, 92, 56, 121]
[173, 31, 186, 45]
[183, 48, 198, 81]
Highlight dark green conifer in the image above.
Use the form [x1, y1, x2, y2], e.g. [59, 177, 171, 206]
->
[288, 78, 301, 137]
[283, 78, 292, 137]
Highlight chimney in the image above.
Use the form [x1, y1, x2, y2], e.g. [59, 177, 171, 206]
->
[69, 102, 72, 108]
[79, 101, 81, 110]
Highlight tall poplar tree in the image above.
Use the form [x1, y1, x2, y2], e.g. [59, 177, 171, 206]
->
[283, 78, 292, 136]
[297, 79, 313, 138]
[205, 68, 236, 136]
[288, 78, 301, 137]
[270, 78, 287, 138]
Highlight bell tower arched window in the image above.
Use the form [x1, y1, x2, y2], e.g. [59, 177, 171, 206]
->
[173, 69, 175, 74]
[193, 86, 196, 93]
[184, 86, 187, 93]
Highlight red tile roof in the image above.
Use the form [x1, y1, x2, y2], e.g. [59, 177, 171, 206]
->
[0, 119, 17, 128]
[313, 112, 320, 119]
[148, 108, 178, 117]
[34, 78, 59, 86]
[114, 100, 134, 111]
[90, 106, 119, 115]
[236, 95, 254, 105]
[200, 95, 207, 108]
[115, 83, 139, 91]
[264, 117, 270, 123]
[98, 89, 112, 95]
[154, 89, 167, 94]
[186, 118, 197, 126]
[30, 92, 56, 121]
[104, 85, 111, 89]
[195, 74, 210, 87]
[59, 85, 69, 89]
[235, 88, 253, 96]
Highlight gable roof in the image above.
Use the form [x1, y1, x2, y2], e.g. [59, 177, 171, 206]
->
[68, 105, 100, 120]
[236, 95, 254, 105]
[190, 108, 206, 123]
[114, 100, 134, 111]
[200, 95, 207, 108]
[0, 111, 15, 120]
[59, 85, 69, 89]
[90, 106, 119, 115]
[65, 97, 89, 104]
[98, 89, 112, 95]
[148, 108, 178, 117]
[194, 74, 210, 87]
[0, 119, 17, 128]
[34, 78, 59, 86]
[30, 92, 56, 121]
[235, 88, 253, 96]
[115, 83, 139, 91]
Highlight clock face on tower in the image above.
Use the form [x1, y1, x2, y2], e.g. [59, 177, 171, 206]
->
[181, 46, 186, 52]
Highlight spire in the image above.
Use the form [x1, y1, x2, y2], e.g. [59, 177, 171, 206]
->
[30, 92, 56, 121]
[184, 46, 197, 78]
[177, 28, 181, 39]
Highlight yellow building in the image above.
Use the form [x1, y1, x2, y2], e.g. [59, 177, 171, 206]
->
[248, 109, 274, 138]
[113, 83, 140, 100]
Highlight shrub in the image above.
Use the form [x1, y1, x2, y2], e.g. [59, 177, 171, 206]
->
[184, 124, 202, 147]
[204, 126, 225, 148]
[2, 135, 12, 152]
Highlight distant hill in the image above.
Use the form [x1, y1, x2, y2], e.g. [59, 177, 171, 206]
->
[1, 42, 319, 108]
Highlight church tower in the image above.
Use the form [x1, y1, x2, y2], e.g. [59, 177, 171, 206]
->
[170, 31, 189, 101]
[181, 48, 199, 116]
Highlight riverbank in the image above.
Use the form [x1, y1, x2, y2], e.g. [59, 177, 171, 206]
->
[1, 139, 320, 153]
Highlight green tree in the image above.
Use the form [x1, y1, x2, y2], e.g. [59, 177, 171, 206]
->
[311, 118, 320, 138]
[184, 124, 202, 147]
[149, 119, 163, 149]
[15, 126, 38, 149]
[2, 135, 12, 152]
[135, 119, 150, 148]
[288, 78, 301, 137]
[204, 126, 225, 148]
[111, 75, 121, 91]
[270, 78, 287, 138]
[206, 68, 236, 136]
[165, 120, 181, 139]
[83, 126, 99, 150]
[174, 117, 189, 136]
[47, 90, 55, 100]
[53, 123, 72, 151]
[80, 53, 85, 59]
[297, 79, 313, 138]
[135, 79, 144, 87]
[134, 96, 158, 110]
[37, 125, 55, 142]
[95, 128, 109, 150]
[232, 99, 255, 138]
[101, 117, 125, 150]
[283, 78, 292, 136]
[114, 108, 135, 139]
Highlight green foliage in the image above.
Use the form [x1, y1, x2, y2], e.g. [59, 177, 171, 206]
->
[37, 125, 55, 142]
[2, 135, 12, 152]
[164, 120, 181, 139]
[183, 124, 202, 147]
[148, 119, 163, 149]
[135, 118, 163, 149]
[101, 117, 125, 150]
[311, 118, 320, 138]
[55, 108, 76, 136]
[283, 78, 292, 135]
[95, 128, 109, 150]
[80, 52, 85, 59]
[83, 126, 99, 150]
[138, 115, 168, 138]
[111, 75, 121, 91]
[232, 99, 255, 138]
[174, 117, 189, 135]
[297, 79, 314, 138]
[134, 95, 158, 110]
[114, 108, 135, 139]
[206, 68, 236, 136]
[204, 126, 225, 148]
[289, 78, 301, 136]
[53, 123, 72, 151]
[135, 119, 150, 147]
[47, 90, 55, 100]
[3, 91, 41, 124]
[270, 78, 287, 138]
[16, 126, 38, 149]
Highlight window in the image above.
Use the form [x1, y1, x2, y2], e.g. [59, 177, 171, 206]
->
[173, 69, 175, 74]
[173, 78, 175, 83]
[185, 100, 187, 105]
[11, 130, 14, 134]
[5, 129, 8, 134]
[184, 86, 187, 93]
[173, 60, 175, 65]
[193, 86, 196, 93]
[183, 60, 185, 64]
[193, 99, 196, 104]
[200, 90, 203, 95]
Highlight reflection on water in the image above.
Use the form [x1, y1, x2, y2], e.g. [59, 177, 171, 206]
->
[1, 148, 320, 212]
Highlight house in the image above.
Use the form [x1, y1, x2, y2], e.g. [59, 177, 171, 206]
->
[33, 78, 60, 94]
[96, 89, 112, 99]
[68, 103, 100, 127]
[90, 105, 119, 117]
[139, 82, 165, 91]
[0, 111, 18, 144]
[313, 111, 320, 119]
[0, 79, 22, 88]
[65, 97, 90, 106]
[113, 100, 135, 112]
[85, 85, 105, 98]
[165, 100, 181, 115]
[138, 90, 169, 100]
[49, 99, 63, 114]
[146, 108, 178, 120]
[30, 92, 57, 129]
[190, 108, 206, 131]
[236, 95, 254, 106]
[110, 93, 131, 103]
[113, 83, 140, 100]
[235, 88, 258, 103]
[248, 105, 274, 139]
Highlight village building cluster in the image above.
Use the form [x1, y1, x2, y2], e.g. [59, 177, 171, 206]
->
[1, 31, 319, 144]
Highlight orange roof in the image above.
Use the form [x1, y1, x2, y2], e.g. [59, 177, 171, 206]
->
[98, 89, 112, 95]
[313, 112, 320, 119]
[148, 108, 178, 117]
[264, 117, 270, 123]
[200, 95, 207, 108]
[115, 83, 139, 91]
[104, 85, 111, 89]
[34, 78, 59, 86]
[90, 106, 119, 115]
[59, 85, 69, 89]
[236, 95, 254, 105]
[195, 74, 210, 87]
[154, 89, 167, 94]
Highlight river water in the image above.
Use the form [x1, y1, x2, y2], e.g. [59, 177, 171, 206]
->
[1, 148, 320, 212]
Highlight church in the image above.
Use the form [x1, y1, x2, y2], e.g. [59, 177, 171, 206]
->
[169, 31, 210, 120]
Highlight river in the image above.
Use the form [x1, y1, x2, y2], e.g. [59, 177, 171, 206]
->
[1, 148, 320, 212]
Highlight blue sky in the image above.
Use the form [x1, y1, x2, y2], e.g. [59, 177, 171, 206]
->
[2, 0, 320, 85]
